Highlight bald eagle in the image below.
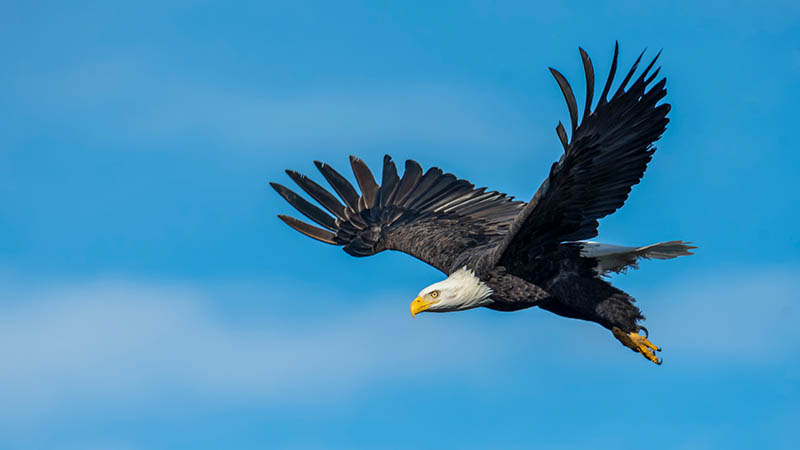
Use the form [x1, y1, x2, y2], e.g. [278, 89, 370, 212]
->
[271, 43, 695, 365]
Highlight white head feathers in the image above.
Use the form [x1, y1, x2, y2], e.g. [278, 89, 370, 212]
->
[417, 266, 494, 312]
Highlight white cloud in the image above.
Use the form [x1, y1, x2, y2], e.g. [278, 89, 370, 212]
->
[0, 267, 796, 430]
[0, 279, 502, 423]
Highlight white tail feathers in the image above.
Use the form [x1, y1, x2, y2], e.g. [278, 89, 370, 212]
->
[580, 240, 696, 276]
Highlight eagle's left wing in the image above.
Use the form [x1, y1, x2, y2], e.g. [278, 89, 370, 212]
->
[271, 155, 524, 274]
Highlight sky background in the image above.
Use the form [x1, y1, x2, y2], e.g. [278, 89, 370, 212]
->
[1, 1, 799, 449]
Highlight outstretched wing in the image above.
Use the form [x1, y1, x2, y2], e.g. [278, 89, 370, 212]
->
[493, 43, 671, 268]
[271, 155, 524, 274]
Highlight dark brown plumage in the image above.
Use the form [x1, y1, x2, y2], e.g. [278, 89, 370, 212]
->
[271, 155, 523, 273]
[270, 43, 695, 364]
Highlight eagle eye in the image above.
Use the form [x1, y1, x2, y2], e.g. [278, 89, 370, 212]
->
[430, 290, 440, 298]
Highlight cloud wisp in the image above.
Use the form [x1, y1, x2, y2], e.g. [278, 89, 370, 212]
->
[11, 58, 541, 155]
[0, 267, 796, 427]
[645, 267, 800, 362]
[0, 279, 502, 422]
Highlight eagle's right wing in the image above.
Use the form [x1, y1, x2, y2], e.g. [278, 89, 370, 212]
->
[492, 43, 671, 270]
[271, 155, 524, 274]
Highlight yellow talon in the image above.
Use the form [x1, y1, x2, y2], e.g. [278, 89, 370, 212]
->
[612, 327, 662, 365]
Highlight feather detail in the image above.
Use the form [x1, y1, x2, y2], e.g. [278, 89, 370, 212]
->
[285, 170, 347, 221]
[579, 47, 595, 120]
[314, 160, 360, 210]
[350, 156, 379, 210]
[580, 240, 696, 275]
[273, 155, 523, 273]
[270, 182, 337, 230]
[277, 215, 339, 245]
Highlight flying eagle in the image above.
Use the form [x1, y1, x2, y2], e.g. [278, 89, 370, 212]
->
[270, 43, 695, 365]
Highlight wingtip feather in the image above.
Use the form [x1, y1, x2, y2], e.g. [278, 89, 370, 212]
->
[579, 47, 595, 120]
[549, 67, 579, 132]
[555, 122, 569, 151]
[277, 214, 339, 245]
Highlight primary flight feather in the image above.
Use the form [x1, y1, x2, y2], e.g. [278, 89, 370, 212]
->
[271, 43, 695, 364]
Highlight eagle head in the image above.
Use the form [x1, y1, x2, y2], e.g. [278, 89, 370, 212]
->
[410, 267, 493, 316]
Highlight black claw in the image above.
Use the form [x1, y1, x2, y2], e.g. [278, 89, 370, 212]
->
[657, 347, 662, 352]
[656, 357, 663, 365]
[639, 326, 649, 338]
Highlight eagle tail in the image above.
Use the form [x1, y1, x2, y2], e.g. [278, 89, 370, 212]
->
[579, 240, 696, 275]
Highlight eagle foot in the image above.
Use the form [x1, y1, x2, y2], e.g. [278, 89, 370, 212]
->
[612, 326, 662, 365]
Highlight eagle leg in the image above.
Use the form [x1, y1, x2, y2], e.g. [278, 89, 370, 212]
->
[612, 326, 663, 365]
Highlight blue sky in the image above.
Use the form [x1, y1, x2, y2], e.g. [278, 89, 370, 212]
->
[1, 1, 799, 449]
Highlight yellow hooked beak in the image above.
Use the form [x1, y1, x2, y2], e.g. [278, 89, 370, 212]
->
[410, 296, 439, 317]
